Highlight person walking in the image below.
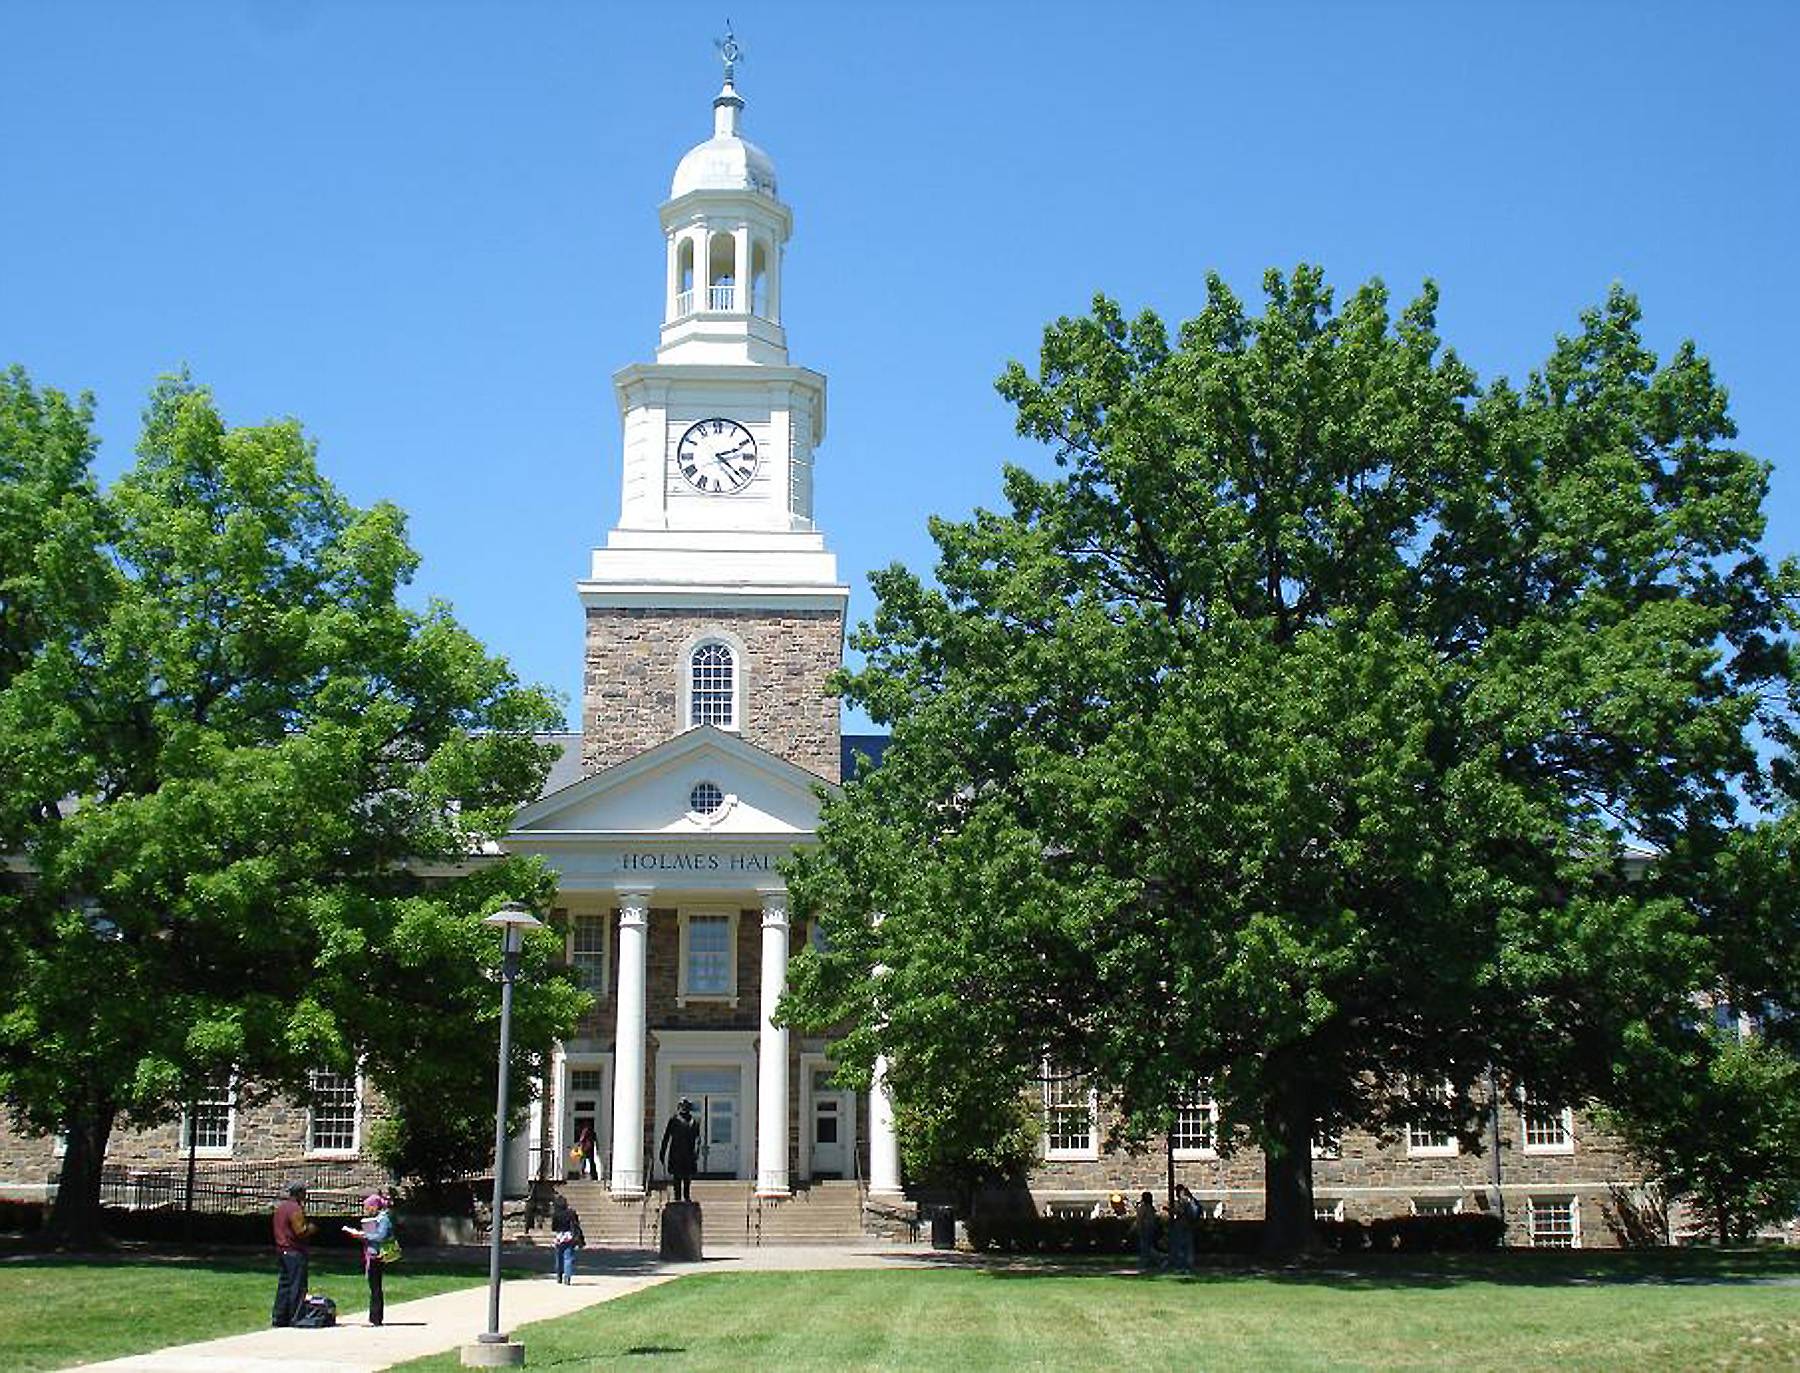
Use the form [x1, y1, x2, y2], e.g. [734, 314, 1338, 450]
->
[342, 1193, 394, 1326]
[270, 1182, 313, 1326]
[550, 1192, 585, 1284]
[576, 1121, 599, 1180]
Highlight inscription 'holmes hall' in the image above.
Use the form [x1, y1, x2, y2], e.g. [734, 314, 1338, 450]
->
[618, 851, 781, 873]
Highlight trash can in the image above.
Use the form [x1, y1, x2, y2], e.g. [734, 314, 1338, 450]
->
[930, 1207, 956, 1250]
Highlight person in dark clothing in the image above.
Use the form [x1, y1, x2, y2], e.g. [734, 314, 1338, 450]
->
[342, 1193, 394, 1325]
[659, 1098, 702, 1202]
[1136, 1190, 1160, 1272]
[550, 1193, 585, 1284]
[271, 1182, 313, 1326]
[1168, 1183, 1199, 1272]
[576, 1121, 599, 1180]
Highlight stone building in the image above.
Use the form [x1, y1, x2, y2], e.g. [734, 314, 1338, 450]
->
[0, 54, 1650, 1249]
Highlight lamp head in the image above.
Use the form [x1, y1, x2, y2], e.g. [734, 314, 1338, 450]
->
[483, 900, 543, 952]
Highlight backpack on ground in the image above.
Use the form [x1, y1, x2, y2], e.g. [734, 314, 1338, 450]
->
[293, 1294, 337, 1328]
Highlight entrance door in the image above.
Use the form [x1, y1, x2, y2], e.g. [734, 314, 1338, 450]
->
[673, 1067, 740, 1177]
[810, 1068, 852, 1178]
[564, 1065, 606, 1181]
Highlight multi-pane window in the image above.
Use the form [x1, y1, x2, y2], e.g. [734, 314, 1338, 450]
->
[1528, 1196, 1579, 1248]
[685, 914, 732, 997]
[569, 1069, 604, 1094]
[307, 1069, 360, 1154]
[1042, 1070, 1095, 1157]
[1406, 1082, 1458, 1156]
[1172, 1085, 1217, 1156]
[570, 913, 606, 999]
[1314, 1198, 1345, 1222]
[689, 643, 736, 728]
[1312, 1126, 1342, 1160]
[1522, 1101, 1574, 1152]
[182, 1072, 235, 1154]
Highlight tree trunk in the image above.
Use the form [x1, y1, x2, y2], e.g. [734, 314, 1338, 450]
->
[46, 1099, 117, 1248]
[1259, 1074, 1320, 1257]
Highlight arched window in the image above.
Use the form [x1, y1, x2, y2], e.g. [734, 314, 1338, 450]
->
[676, 238, 695, 316]
[689, 641, 736, 728]
[750, 240, 769, 317]
[707, 231, 736, 311]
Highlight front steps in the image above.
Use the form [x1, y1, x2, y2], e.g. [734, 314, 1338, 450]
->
[533, 1178, 870, 1247]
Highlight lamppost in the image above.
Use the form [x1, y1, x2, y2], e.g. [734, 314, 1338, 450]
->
[463, 900, 542, 1369]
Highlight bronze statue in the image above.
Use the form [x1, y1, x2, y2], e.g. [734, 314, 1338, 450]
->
[659, 1097, 702, 1201]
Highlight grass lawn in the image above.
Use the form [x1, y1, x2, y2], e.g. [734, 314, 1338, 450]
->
[0, 1249, 509, 1371]
[393, 1251, 1800, 1373]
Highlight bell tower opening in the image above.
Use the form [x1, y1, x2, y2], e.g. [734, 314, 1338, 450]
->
[707, 232, 737, 312]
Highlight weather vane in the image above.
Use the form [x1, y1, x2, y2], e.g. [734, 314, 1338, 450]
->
[715, 21, 743, 83]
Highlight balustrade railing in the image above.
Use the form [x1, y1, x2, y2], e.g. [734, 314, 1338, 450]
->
[673, 285, 777, 322]
[98, 1159, 382, 1216]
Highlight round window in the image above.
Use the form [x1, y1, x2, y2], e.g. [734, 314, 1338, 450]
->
[689, 781, 724, 816]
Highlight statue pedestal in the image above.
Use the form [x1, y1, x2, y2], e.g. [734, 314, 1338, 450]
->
[661, 1201, 702, 1261]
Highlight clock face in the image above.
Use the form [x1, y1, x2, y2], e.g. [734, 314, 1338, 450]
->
[675, 418, 760, 495]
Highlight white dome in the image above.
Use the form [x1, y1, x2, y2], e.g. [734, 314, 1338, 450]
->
[669, 81, 778, 200]
[671, 134, 777, 199]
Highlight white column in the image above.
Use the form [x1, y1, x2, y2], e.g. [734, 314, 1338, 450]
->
[608, 890, 650, 1197]
[756, 891, 791, 1197]
[734, 224, 751, 313]
[868, 1052, 903, 1197]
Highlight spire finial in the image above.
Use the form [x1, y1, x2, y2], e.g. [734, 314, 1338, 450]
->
[715, 21, 743, 87]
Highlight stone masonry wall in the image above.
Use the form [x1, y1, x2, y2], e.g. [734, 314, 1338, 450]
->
[1022, 1095, 1645, 1248]
[0, 1083, 393, 1199]
[581, 606, 843, 781]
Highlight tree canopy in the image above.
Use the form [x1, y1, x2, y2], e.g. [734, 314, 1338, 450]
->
[0, 368, 586, 1241]
[782, 269, 1798, 1252]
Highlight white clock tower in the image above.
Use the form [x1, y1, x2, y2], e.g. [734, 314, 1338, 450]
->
[579, 52, 848, 780]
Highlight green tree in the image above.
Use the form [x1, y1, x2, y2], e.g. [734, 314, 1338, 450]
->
[0, 371, 585, 1243]
[1605, 1027, 1800, 1244]
[782, 270, 1794, 1253]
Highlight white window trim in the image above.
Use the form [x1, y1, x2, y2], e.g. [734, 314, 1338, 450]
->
[305, 1068, 364, 1159]
[1171, 1085, 1219, 1161]
[678, 629, 747, 734]
[1527, 1194, 1582, 1249]
[677, 907, 741, 1008]
[1410, 1194, 1464, 1216]
[565, 907, 612, 1006]
[1312, 1127, 1342, 1161]
[180, 1074, 238, 1159]
[1314, 1197, 1345, 1222]
[1520, 1102, 1575, 1155]
[1041, 1066, 1099, 1161]
[1406, 1081, 1460, 1158]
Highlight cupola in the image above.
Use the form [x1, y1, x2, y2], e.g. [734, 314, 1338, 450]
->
[656, 39, 792, 366]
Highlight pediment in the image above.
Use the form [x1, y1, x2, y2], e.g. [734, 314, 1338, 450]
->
[508, 727, 830, 839]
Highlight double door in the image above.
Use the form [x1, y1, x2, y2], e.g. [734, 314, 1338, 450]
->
[672, 1067, 740, 1177]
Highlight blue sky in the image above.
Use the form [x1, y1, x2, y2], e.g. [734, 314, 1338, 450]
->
[5, 2, 1796, 730]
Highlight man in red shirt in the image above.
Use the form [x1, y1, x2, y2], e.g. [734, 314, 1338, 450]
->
[270, 1182, 312, 1326]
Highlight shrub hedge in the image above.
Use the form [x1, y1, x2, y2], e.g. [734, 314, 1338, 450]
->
[967, 1211, 1505, 1255]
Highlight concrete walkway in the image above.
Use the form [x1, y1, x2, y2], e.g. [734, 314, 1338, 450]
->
[66, 1243, 935, 1373]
